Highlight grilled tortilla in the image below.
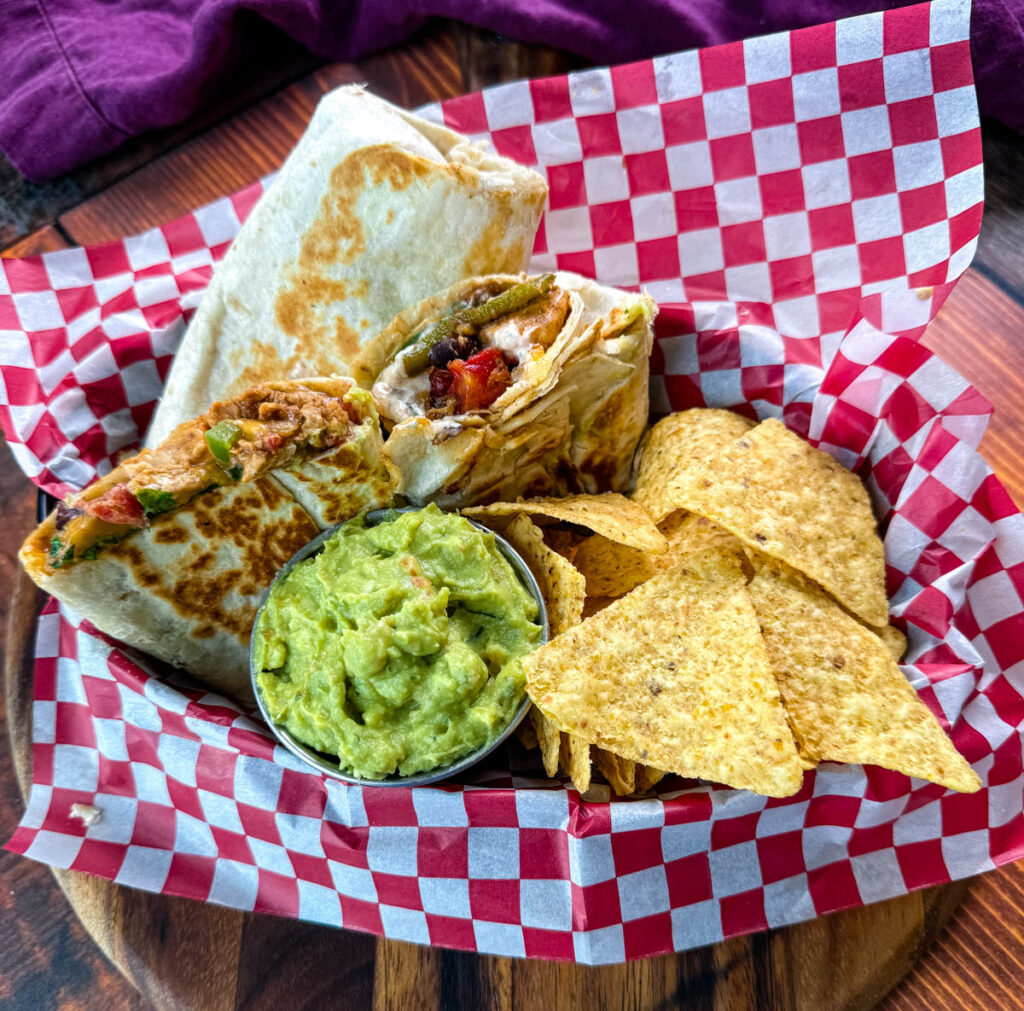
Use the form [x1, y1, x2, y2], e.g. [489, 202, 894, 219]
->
[356, 271, 656, 507]
[20, 377, 398, 699]
[146, 86, 547, 446]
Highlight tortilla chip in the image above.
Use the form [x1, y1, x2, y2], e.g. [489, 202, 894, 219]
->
[574, 511, 741, 598]
[464, 494, 666, 553]
[582, 596, 617, 619]
[532, 707, 562, 778]
[514, 717, 538, 751]
[562, 734, 593, 793]
[504, 513, 590, 790]
[875, 622, 908, 662]
[543, 527, 584, 564]
[502, 514, 585, 636]
[662, 417, 888, 627]
[748, 560, 980, 793]
[524, 547, 804, 797]
[660, 512, 740, 560]
[594, 749, 636, 796]
[632, 409, 756, 522]
[573, 536, 659, 597]
[633, 766, 668, 794]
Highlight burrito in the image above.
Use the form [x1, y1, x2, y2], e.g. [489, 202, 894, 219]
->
[146, 86, 548, 446]
[20, 377, 398, 699]
[355, 271, 656, 507]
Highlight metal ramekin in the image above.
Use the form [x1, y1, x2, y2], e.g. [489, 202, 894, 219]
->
[250, 506, 548, 787]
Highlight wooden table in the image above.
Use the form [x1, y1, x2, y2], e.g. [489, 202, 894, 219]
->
[3, 21, 1024, 1011]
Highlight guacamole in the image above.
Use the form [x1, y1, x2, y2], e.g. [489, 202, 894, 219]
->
[253, 504, 542, 779]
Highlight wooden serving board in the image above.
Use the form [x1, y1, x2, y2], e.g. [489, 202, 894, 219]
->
[5, 22, 1024, 1011]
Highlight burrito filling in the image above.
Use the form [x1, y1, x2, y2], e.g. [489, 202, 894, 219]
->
[48, 383, 369, 568]
[374, 274, 570, 422]
[253, 504, 542, 779]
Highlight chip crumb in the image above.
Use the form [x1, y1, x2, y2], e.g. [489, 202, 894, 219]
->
[69, 803, 102, 828]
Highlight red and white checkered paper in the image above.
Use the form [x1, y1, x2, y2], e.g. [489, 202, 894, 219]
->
[5, 0, 1023, 964]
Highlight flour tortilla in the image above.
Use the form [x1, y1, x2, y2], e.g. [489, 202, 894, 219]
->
[362, 271, 656, 508]
[147, 86, 547, 446]
[21, 380, 398, 700]
[21, 478, 321, 701]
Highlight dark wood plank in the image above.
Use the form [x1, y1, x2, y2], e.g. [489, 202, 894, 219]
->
[922, 268, 1024, 507]
[372, 939, 443, 1011]
[1, 225, 69, 258]
[974, 121, 1024, 299]
[454, 22, 589, 92]
[232, 912, 376, 1011]
[882, 863, 1024, 1011]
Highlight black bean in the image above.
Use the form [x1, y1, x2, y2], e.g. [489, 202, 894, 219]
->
[55, 501, 83, 531]
[428, 334, 480, 369]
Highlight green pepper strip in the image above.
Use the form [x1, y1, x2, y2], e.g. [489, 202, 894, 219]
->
[135, 488, 177, 516]
[401, 274, 555, 376]
[205, 420, 242, 464]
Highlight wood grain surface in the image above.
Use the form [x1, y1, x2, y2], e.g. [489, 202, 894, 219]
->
[3, 20, 1024, 1011]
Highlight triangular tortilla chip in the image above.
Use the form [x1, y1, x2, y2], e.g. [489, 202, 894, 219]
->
[524, 547, 804, 797]
[503, 513, 593, 789]
[662, 417, 888, 627]
[561, 733, 592, 793]
[633, 766, 668, 794]
[502, 514, 585, 637]
[594, 749, 636, 796]
[543, 527, 583, 564]
[464, 494, 666, 553]
[574, 511, 742, 598]
[748, 560, 979, 793]
[875, 622, 908, 662]
[632, 409, 756, 523]
[532, 707, 562, 778]
[572, 535, 658, 598]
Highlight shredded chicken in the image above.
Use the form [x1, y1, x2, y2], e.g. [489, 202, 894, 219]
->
[478, 289, 570, 355]
[50, 383, 357, 568]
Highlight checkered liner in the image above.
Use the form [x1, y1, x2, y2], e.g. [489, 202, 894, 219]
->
[6, 0, 1023, 964]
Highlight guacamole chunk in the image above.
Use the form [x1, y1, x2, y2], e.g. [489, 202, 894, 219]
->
[253, 504, 542, 779]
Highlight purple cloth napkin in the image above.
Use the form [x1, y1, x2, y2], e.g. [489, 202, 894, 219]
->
[2, 0, 1021, 180]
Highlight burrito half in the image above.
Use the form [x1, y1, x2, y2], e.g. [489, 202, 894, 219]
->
[357, 271, 656, 507]
[21, 377, 398, 699]
[146, 86, 547, 446]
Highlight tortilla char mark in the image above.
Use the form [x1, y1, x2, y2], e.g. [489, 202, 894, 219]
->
[285, 440, 398, 525]
[108, 479, 319, 643]
[462, 189, 525, 278]
[273, 144, 438, 366]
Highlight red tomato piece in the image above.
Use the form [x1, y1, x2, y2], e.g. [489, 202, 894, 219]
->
[82, 483, 147, 528]
[430, 368, 455, 400]
[448, 347, 512, 412]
